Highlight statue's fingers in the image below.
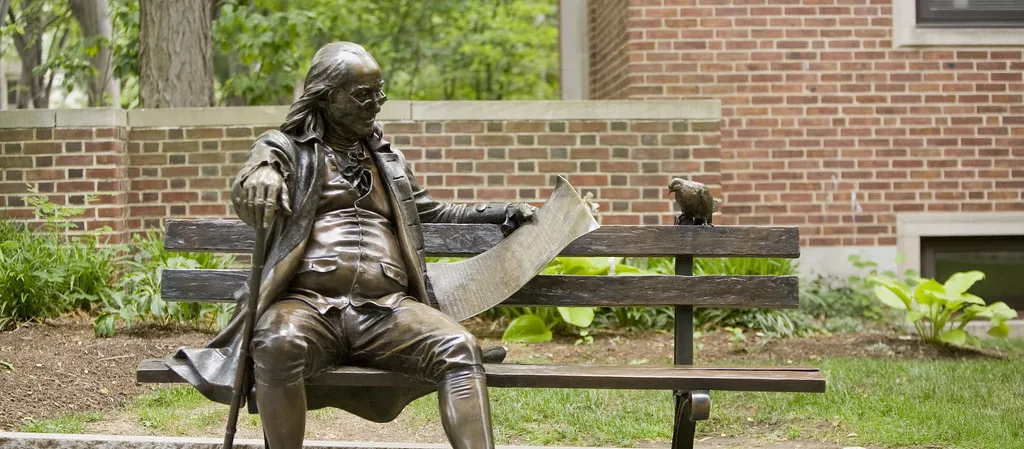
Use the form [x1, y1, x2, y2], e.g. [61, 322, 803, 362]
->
[245, 181, 257, 209]
[254, 180, 268, 206]
[279, 183, 292, 215]
[520, 203, 536, 221]
[263, 183, 279, 229]
[263, 183, 277, 229]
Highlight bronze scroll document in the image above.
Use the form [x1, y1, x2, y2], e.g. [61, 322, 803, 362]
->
[427, 176, 600, 321]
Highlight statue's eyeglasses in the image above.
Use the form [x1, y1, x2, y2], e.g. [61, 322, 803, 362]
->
[338, 87, 388, 109]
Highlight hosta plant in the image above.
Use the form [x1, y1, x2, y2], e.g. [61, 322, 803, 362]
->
[870, 270, 1018, 346]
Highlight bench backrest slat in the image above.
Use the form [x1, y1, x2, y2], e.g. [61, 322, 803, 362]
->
[161, 269, 799, 309]
[165, 219, 800, 258]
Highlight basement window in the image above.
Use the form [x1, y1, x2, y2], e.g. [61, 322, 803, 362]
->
[921, 236, 1024, 311]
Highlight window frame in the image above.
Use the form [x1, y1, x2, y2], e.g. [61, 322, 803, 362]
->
[894, 1, 1024, 47]
[917, 0, 1024, 28]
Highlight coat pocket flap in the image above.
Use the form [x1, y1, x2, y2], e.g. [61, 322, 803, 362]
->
[380, 261, 408, 287]
[296, 256, 339, 273]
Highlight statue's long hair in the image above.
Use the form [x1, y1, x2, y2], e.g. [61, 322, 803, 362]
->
[280, 42, 376, 137]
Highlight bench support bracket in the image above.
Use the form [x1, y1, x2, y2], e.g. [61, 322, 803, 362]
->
[688, 390, 711, 421]
[670, 390, 710, 449]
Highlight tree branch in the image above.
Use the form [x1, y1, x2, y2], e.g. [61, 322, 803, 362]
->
[42, 27, 71, 106]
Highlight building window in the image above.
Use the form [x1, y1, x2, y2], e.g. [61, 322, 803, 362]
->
[895, 0, 1024, 47]
[921, 236, 1024, 311]
[917, 0, 1024, 28]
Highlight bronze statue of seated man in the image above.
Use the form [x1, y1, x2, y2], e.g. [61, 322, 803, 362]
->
[167, 41, 536, 449]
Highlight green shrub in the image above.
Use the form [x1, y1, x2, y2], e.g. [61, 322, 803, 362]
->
[589, 257, 676, 332]
[871, 270, 1018, 346]
[93, 229, 237, 337]
[472, 255, 821, 341]
[800, 254, 913, 323]
[0, 194, 123, 330]
[592, 305, 675, 332]
[692, 257, 820, 338]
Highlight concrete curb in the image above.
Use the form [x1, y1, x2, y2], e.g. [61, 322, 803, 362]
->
[0, 433, 631, 449]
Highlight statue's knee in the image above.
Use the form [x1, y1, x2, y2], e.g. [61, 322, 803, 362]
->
[251, 329, 308, 386]
[253, 331, 307, 362]
[435, 330, 483, 371]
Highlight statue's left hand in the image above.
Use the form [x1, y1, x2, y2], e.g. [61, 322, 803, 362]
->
[501, 202, 538, 236]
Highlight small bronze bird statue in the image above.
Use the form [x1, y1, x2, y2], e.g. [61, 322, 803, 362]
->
[668, 178, 719, 227]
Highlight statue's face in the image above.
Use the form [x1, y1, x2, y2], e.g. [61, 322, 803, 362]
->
[324, 57, 386, 138]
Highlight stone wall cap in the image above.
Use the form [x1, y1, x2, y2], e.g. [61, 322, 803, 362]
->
[56, 108, 127, 127]
[0, 109, 56, 128]
[410, 100, 721, 121]
[128, 101, 412, 127]
[128, 106, 293, 128]
[0, 100, 719, 129]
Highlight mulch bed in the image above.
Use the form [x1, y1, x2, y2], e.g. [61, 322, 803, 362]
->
[1, 314, 1014, 431]
[0, 313, 210, 431]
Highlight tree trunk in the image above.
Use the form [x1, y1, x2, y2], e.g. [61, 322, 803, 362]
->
[11, 8, 46, 109]
[69, 0, 120, 107]
[139, 0, 215, 107]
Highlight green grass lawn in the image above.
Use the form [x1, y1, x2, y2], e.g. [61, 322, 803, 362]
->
[398, 356, 1023, 448]
[21, 339, 1024, 449]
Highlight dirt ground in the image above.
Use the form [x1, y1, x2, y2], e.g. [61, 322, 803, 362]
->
[0, 313, 1013, 445]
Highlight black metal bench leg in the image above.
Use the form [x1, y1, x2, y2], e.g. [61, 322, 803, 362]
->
[671, 391, 696, 449]
[671, 390, 711, 449]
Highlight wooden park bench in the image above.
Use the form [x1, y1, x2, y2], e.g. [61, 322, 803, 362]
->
[137, 218, 825, 449]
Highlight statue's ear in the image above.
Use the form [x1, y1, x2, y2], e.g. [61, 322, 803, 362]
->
[713, 198, 722, 212]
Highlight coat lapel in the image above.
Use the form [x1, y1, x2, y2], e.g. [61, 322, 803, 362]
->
[366, 133, 434, 308]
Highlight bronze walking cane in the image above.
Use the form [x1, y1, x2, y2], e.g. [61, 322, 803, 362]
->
[223, 222, 268, 449]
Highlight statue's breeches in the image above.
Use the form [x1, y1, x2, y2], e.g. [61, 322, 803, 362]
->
[251, 299, 484, 388]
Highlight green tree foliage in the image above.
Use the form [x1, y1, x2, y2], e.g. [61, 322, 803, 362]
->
[212, 0, 559, 104]
[4, 0, 558, 107]
[3, 0, 121, 107]
[109, 0, 139, 108]
[2, 0, 81, 107]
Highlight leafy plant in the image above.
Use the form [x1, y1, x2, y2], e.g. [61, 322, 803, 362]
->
[692, 257, 820, 338]
[592, 305, 674, 332]
[0, 192, 122, 330]
[93, 229, 236, 337]
[871, 270, 1018, 346]
[723, 326, 747, 353]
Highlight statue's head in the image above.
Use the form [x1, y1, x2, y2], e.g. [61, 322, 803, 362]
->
[281, 42, 387, 139]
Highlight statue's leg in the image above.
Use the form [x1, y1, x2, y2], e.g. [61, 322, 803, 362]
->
[438, 365, 494, 449]
[345, 299, 493, 449]
[252, 300, 342, 449]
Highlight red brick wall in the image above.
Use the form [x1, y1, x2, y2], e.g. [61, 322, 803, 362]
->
[593, 0, 1024, 246]
[0, 127, 129, 241]
[1, 111, 719, 241]
[589, 0, 632, 99]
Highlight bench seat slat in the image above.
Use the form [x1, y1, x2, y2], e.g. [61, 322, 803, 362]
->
[137, 359, 825, 393]
[161, 269, 800, 309]
[165, 219, 800, 258]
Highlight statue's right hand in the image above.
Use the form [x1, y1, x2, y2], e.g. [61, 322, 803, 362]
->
[241, 164, 291, 229]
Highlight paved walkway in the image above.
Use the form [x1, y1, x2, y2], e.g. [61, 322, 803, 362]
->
[0, 432, 871, 449]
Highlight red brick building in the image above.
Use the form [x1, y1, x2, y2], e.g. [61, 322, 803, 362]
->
[564, 0, 1024, 305]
